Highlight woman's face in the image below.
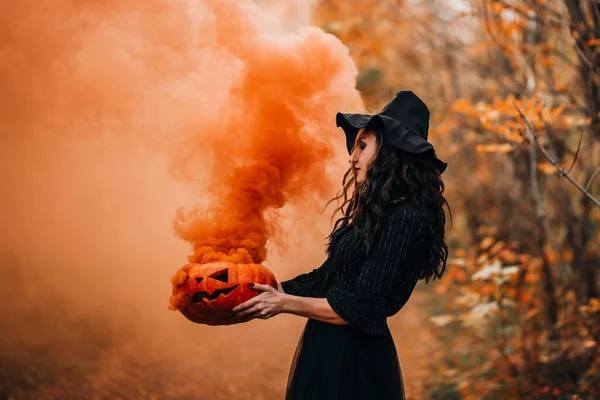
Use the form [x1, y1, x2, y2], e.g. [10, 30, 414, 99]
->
[349, 128, 378, 184]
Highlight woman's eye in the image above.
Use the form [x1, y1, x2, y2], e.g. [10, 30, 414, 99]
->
[359, 142, 366, 150]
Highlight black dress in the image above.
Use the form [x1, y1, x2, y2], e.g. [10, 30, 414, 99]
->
[280, 204, 431, 400]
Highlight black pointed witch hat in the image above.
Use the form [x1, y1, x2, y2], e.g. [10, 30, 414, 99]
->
[336, 90, 447, 174]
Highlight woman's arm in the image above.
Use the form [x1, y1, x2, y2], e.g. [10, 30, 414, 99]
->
[278, 258, 332, 297]
[231, 283, 349, 326]
[282, 294, 349, 326]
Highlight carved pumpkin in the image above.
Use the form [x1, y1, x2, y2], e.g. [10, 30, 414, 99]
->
[169, 261, 278, 325]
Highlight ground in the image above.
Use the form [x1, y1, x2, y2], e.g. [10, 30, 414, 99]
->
[0, 277, 437, 400]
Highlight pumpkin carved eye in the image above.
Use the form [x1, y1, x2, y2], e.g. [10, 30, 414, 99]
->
[195, 277, 203, 283]
[209, 269, 228, 283]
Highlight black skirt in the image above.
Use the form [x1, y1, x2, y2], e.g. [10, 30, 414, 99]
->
[285, 318, 405, 400]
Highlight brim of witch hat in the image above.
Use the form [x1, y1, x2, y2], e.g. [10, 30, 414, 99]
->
[335, 94, 447, 174]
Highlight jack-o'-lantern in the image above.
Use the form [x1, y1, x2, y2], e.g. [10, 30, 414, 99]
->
[169, 261, 277, 325]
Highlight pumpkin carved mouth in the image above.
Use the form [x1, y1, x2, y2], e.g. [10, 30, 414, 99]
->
[190, 285, 240, 302]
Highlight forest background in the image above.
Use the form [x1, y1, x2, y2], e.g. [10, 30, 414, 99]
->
[315, 0, 600, 398]
[1, 0, 599, 399]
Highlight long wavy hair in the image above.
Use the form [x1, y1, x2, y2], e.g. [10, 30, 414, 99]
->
[324, 128, 451, 283]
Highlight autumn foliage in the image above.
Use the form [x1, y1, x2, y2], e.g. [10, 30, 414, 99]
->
[313, 0, 600, 397]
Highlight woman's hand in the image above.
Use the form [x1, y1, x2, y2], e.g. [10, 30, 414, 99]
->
[231, 283, 288, 320]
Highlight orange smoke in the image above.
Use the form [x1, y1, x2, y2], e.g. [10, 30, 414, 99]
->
[0, 0, 363, 265]
[0, 0, 367, 397]
[172, 0, 363, 265]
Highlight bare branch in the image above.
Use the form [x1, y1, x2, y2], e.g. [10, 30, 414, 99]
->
[513, 101, 600, 208]
[566, 129, 584, 174]
[586, 166, 600, 191]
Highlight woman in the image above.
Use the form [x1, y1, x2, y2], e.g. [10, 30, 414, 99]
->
[232, 90, 450, 399]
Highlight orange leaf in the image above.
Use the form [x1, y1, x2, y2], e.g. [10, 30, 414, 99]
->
[543, 244, 558, 264]
[498, 249, 519, 264]
[481, 119, 495, 131]
[434, 283, 448, 295]
[452, 99, 473, 113]
[480, 283, 496, 296]
[563, 248, 574, 263]
[524, 271, 536, 284]
[480, 236, 495, 250]
[519, 291, 532, 304]
[476, 144, 513, 153]
[503, 131, 523, 143]
[524, 307, 539, 319]
[489, 241, 505, 255]
[537, 162, 556, 175]
[453, 268, 469, 282]
[581, 298, 600, 313]
[477, 253, 489, 264]
[587, 38, 600, 46]
[549, 104, 566, 121]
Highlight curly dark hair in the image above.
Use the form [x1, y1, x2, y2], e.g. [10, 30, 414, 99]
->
[324, 128, 451, 283]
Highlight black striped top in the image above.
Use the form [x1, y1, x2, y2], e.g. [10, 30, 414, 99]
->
[281, 204, 431, 336]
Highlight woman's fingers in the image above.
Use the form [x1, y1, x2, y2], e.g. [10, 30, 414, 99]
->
[231, 285, 275, 312]
[231, 294, 262, 313]
[249, 283, 274, 292]
[229, 284, 280, 321]
[234, 303, 262, 317]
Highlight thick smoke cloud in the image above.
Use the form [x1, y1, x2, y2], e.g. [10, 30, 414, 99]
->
[0, 1, 363, 398]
